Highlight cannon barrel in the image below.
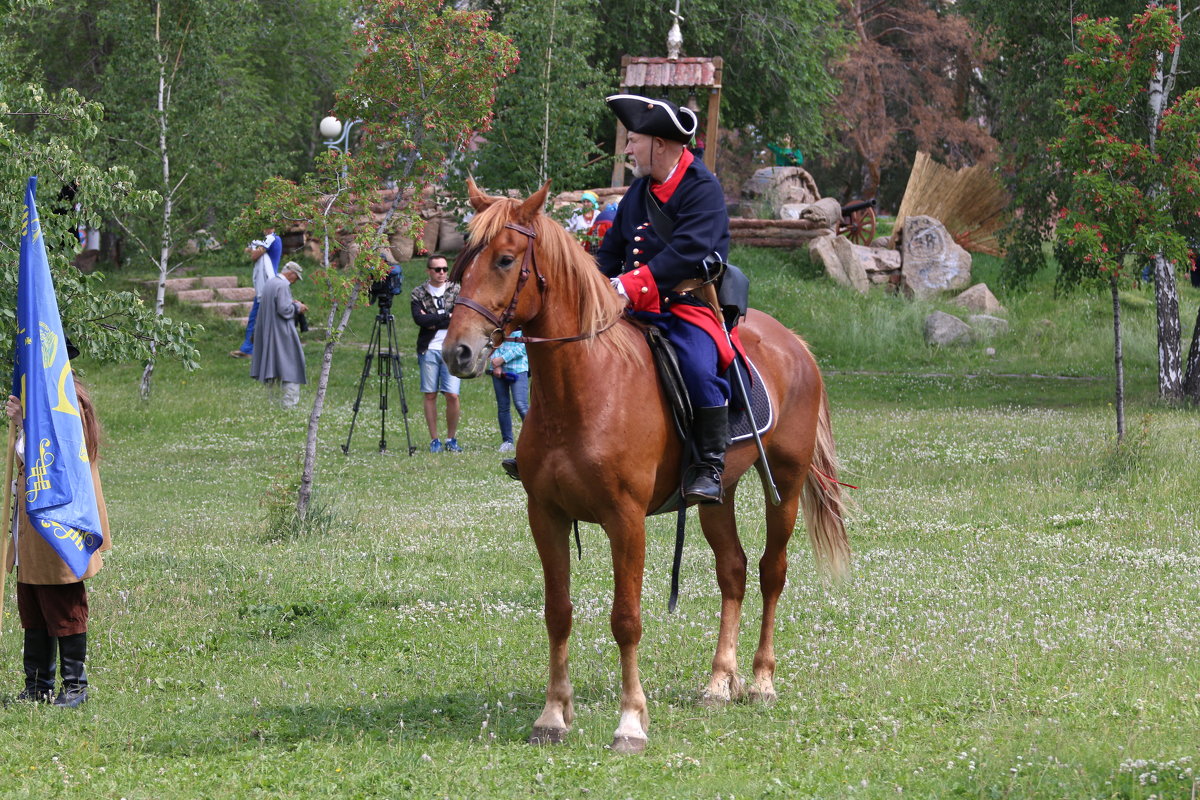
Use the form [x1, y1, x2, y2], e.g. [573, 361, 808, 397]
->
[840, 197, 877, 216]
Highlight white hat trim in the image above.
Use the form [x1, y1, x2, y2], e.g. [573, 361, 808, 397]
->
[606, 93, 698, 138]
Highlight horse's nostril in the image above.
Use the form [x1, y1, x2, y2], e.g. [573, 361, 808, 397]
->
[453, 343, 473, 369]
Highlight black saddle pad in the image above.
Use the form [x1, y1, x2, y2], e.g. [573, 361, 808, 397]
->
[729, 357, 772, 443]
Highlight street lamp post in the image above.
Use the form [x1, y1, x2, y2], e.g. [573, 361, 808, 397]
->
[318, 116, 361, 269]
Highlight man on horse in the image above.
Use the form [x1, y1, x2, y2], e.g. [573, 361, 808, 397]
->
[597, 93, 736, 504]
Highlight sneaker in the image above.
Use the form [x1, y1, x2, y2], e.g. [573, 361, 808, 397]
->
[229, 349, 250, 359]
[429, 439, 443, 453]
[498, 441, 515, 453]
[445, 438, 463, 453]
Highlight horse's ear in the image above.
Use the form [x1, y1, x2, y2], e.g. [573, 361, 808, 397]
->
[466, 177, 496, 212]
[516, 180, 552, 225]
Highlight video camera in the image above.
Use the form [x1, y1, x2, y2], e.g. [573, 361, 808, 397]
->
[369, 262, 404, 311]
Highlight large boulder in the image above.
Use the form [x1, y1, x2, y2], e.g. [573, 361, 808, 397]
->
[830, 237, 870, 294]
[924, 310, 972, 346]
[739, 166, 821, 217]
[899, 215, 972, 299]
[952, 283, 1005, 315]
[809, 235, 867, 293]
[808, 235, 898, 294]
[808, 235, 848, 287]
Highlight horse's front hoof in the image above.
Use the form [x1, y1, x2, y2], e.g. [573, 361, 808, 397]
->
[699, 689, 729, 708]
[529, 726, 569, 745]
[610, 735, 648, 755]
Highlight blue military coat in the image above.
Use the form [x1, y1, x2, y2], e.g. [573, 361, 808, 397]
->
[595, 151, 730, 314]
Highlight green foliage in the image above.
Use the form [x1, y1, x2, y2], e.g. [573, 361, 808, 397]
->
[472, 0, 612, 193]
[0, 78, 198, 370]
[593, 0, 846, 148]
[336, 0, 520, 193]
[3, 0, 355, 251]
[958, 0, 1200, 288]
[1052, 8, 1200, 282]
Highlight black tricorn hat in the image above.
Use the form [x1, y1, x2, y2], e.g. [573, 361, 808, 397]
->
[606, 94, 697, 144]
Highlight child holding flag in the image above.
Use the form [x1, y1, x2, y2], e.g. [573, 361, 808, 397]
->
[5, 177, 111, 707]
[5, 378, 110, 706]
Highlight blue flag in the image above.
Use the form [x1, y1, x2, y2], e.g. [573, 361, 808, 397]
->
[12, 176, 103, 579]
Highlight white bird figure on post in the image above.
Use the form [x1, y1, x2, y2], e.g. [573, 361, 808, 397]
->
[667, 0, 684, 61]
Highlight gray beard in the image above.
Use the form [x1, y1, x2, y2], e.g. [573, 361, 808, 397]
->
[630, 162, 649, 179]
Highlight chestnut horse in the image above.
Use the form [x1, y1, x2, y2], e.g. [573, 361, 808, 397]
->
[445, 180, 850, 754]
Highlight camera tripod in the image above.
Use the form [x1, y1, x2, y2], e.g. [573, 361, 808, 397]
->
[342, 307, 416, 455]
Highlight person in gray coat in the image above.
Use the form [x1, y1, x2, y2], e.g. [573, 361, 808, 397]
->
[250, 261, 308, 408]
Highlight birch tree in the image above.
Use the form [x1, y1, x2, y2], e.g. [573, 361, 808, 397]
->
[1143, 0, 1198, 401]
[1053, 8, 1200, 437]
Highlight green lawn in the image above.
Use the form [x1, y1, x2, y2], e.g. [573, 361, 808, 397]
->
[0, 247, 1197, 798]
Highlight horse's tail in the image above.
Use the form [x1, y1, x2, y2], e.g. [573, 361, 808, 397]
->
[801, 387, 851, 581]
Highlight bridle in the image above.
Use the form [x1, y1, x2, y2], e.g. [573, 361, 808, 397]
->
[453, 221, 620, 351]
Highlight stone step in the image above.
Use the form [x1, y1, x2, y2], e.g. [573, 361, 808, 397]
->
[199, 301, 254, 317]
[174, 288, 215, 303]
[162, 277, 198, 292]
[199, 276, 239, 289]
[216, 286, 256, 301]
[232, 317, 250, 326]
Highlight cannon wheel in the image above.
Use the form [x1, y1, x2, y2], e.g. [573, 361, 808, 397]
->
[839, 205, 877, 246]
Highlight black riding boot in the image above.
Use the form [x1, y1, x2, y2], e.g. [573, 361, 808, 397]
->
[17, 629, 57, 702]
[683, 405, 729, 504]
[53, 632, 88, 708]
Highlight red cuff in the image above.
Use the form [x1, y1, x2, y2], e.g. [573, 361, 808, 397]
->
[619, 268, 660, 313]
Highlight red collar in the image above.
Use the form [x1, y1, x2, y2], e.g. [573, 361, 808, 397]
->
[650, 149, 693, 203]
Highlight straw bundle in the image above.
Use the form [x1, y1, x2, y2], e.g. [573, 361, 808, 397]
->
[894, 151, 1008, 256]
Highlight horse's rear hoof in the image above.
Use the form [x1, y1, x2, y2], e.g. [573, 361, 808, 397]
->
[529, 726, 568, 745]
[610, 735, 647, 755]
[748, 685, 778, 705]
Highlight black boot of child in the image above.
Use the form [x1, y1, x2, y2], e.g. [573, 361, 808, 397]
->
[54, 632, 88, 708]
[16, 629, 57, 703]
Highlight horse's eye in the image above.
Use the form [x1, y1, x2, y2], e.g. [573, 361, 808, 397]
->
[497, 254, 516, 269]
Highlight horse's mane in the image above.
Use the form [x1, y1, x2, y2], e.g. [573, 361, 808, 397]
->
[460, 197, 640, 361]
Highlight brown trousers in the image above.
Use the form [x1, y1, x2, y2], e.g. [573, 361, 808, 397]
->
[17, 581, 89, 636]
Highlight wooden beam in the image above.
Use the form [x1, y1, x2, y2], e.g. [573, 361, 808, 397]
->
[705, 57, 723, 173]
[611, 120, 629, 188]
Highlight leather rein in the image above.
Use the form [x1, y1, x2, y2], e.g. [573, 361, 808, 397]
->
[453, 221, 619, 351]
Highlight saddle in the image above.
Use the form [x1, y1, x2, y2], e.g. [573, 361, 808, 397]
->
[641, 322, 772, 452]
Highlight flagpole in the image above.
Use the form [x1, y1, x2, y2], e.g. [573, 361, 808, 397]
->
[0, 418, 17, 634]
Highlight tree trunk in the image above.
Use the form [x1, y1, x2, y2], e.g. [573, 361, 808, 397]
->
[295, 149, 420, 520]
[139, 357, 155, 401]
[143, 5, 173, 402]
[1184, 300, 1200, 401]
[1110, 274, 1126, 442]
[297, 288, 359, 520]
[1152, 253, 1183, 401]
[1145, 5, 1185, 401]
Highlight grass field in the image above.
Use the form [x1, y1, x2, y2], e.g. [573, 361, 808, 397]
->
[0, 246, 1197, 799]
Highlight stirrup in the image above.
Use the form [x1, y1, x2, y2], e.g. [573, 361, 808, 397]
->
[501, 458, 520, 481]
